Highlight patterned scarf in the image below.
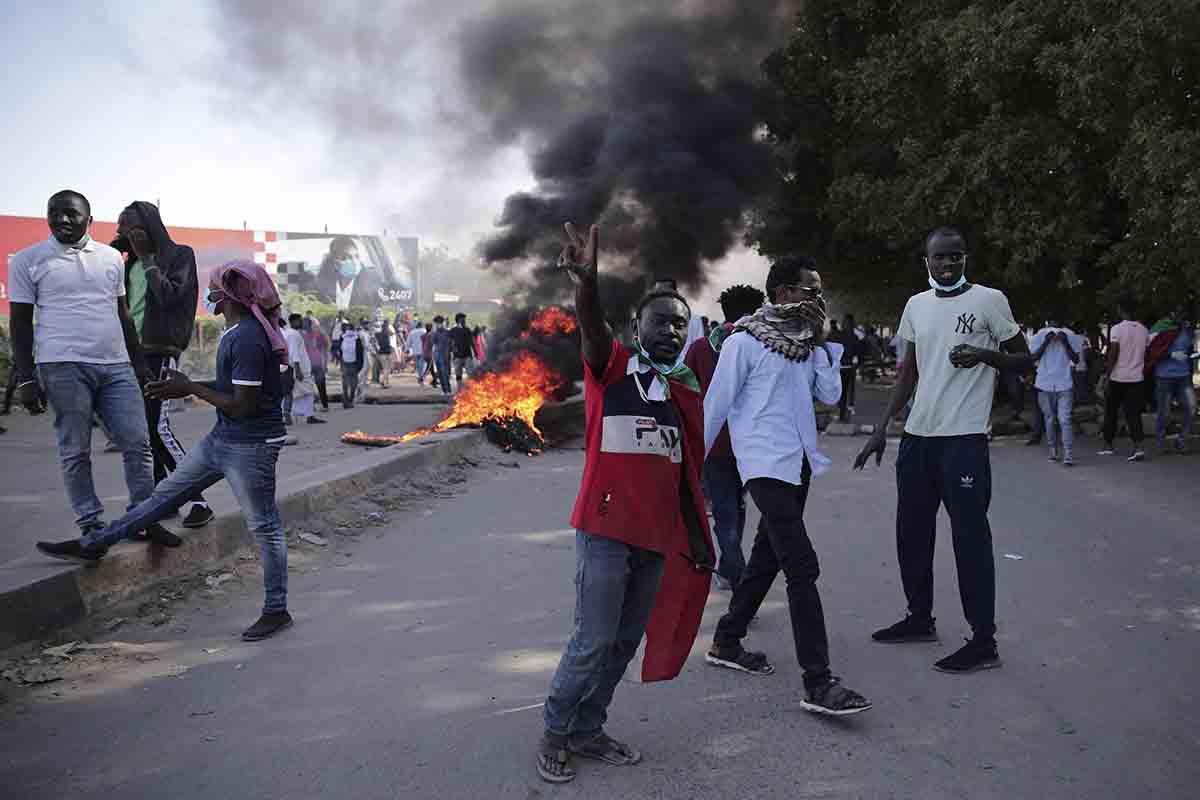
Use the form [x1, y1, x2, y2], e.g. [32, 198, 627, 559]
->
[733, 301, 823, 362]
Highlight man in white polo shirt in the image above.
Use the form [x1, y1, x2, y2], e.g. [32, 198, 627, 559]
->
[855, 226, 1033, 674]
[1030, 318, 1083, 465]
[9, 190, 177, 546]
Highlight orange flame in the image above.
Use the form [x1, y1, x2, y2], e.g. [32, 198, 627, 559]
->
[521, 306, 577, 339]
[399, 351, 565, 443]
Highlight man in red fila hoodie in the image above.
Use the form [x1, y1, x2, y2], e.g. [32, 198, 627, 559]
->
[536, 222, 714, 784]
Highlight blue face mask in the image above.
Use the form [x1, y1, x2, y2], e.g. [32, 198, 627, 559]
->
[336, 258, 360, 279]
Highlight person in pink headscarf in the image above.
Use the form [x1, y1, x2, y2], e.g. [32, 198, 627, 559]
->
[37, 260, 295, 642]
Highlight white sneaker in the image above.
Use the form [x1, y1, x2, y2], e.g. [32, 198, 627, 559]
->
[1127, 450, 1145, 463]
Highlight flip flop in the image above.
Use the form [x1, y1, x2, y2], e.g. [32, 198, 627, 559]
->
[567, 733, 642, 766]
[536, 738, 576, 783]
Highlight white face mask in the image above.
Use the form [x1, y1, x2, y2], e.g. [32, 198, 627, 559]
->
[925, 256, 968, 292]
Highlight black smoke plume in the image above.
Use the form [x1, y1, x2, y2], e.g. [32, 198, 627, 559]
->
[465, 2, 796, 311]
[209, 1, 797, 317]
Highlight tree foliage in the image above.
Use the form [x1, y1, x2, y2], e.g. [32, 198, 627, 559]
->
[751, 0, 1200, 326]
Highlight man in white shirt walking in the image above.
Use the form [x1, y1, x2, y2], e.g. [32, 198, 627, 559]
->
[9, 190, 178, 547]
[1030, 319, 1082, 465]
[855, 226, 1033, 674]
[703, 255, 871, 716]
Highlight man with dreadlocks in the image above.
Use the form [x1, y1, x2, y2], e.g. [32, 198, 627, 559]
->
[685, 284, 765, 591]
[536, 223, 714, 784]
[703, 255, 872, 716]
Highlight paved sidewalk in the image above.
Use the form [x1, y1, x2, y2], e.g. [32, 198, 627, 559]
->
[0, 390, 446, 569]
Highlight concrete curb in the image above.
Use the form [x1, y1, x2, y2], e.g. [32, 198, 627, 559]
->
[0, 429, 484, 650]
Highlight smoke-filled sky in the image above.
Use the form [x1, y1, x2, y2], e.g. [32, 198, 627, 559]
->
[1, 0, 796, 315]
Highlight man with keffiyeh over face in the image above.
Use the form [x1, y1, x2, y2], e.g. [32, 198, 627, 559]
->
[703, 255, 872, 717]
[535, 222, 715, 784]
[37, 260, 294, 642]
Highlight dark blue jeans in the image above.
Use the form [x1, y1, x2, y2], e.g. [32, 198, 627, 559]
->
[434, 353, 451, 394]
[702, 456, 746, 586]
[544, 531, 665, 737]
[82, 431, 288, 615]
[895, 434, 995, 640]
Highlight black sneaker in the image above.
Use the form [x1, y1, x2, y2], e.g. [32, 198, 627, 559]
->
[36, 539, 107, 565]
[306, 416, 328, 424]
[933, 638, 1001, 673]
[182, 504, 215, 529]
[872, 614, 938, 643]
[144, 523, 183, 548]
[800, 676, 872, 716]
[242, 611, 294, 641]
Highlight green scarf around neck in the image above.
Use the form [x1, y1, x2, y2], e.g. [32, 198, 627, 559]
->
[635, 345, 699, 398]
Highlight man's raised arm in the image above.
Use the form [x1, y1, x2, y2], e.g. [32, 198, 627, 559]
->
[558, 222, 611, 376]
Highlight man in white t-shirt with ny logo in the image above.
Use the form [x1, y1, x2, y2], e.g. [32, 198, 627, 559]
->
[855, 226, 1034, 674]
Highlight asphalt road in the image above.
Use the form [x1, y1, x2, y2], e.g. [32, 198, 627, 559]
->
[0, 395, 446, 568]
[1, 434, 1197, 799]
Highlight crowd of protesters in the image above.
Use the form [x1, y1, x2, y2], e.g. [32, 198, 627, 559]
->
[7, 189, 497, 640]
[7, 190, 1197, 786]
[814, 302, 1196, 462]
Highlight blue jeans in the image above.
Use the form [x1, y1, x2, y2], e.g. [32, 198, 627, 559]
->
[1155, 376, 1196, 444]
[434, 353, 451, 394]
[1038, 389, 1074, 460]
[39, 362, 154, 532]
[544, 531, 665, 737]
[702, 456, 746, 585]
[82, 432, 288, 615]
[414, 356, 428, 382]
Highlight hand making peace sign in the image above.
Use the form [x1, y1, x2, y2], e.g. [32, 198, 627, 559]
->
[557, 222, 599, 286]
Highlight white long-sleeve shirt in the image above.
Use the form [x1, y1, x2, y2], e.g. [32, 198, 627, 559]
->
[704, 332, 843, 483]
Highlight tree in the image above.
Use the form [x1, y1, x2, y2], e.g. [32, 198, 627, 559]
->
[751, 0, 1200, 326]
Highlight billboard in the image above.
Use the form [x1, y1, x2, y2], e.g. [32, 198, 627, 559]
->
[267, 231, 417, 309]
[0, 215, 418, 317]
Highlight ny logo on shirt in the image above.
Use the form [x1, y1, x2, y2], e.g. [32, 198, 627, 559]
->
[955, 313, 977, 335]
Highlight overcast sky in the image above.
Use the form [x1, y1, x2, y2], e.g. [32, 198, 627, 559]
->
[1, 0, 768, 316]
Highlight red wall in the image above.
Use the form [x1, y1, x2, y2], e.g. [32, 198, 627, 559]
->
[1, 215, 257, 317]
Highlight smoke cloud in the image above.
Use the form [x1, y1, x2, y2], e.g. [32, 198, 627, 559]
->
[464, 2, 795, 308]
[209, 1, 797, 309]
